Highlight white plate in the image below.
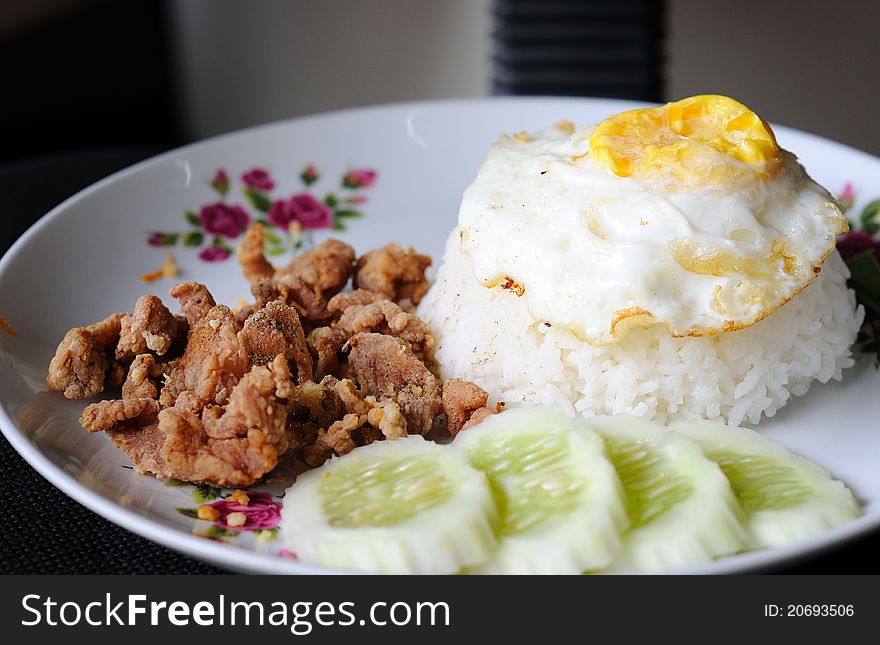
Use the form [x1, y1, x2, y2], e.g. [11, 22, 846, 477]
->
[1, 97, 878, 574]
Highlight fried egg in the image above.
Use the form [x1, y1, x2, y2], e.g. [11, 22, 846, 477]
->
[458, 95, 847, 344]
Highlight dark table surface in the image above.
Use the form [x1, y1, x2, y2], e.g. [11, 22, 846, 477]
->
[0, 149, 876, 574]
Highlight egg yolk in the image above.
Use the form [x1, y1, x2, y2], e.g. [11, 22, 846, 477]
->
[587, 95, 783, 190]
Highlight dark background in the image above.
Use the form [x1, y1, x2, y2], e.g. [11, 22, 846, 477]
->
[0, 0, 877, 574]
[0, 0, 667, 165]
[0, 1, 180, 164]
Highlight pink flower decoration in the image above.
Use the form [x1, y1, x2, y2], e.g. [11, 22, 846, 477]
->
[277, 548, 298, 559]
[269, 193, 333, 230]
[211, 169, 229, 196]
[201, 491, 282, 531]
[346, 195, 367, 205]
[300, 164, 320, 186]
[242, 167, 275, 192]
[199, 202, 250, 238]
[198, 246, 231, 262]
[342, 169, 376, 188]
[839, 182, 855, 210]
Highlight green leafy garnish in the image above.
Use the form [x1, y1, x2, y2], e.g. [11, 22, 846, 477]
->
[840, 239, 880, 365]
[861, 200, 880, 235]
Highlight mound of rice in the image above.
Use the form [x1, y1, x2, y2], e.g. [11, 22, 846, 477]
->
[418, 233, 864, 427]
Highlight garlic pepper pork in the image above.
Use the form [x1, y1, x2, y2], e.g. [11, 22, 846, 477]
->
[442, 378, 492, 437]
[80, 397, 161, 433]
[291, 375, 407, 467]
[238, 223, 356, 324]
[239, 299, 313, 382]
[169, 281, 216, 326]
[353, 243, 432, 309]
[327, 289, 382, 314]
[306, 326, 349, 381]
[278, 238, 356, 300]
[161, 356, 295, 487]
[122, 354, 159, 400]
[115, 294, 185, 359]
[251, 274, 332, 324]
[347, 332, 441, 435]
[79, 357, 296, 487]
[237, 222, 276, 283]
[79, 398, 172, 480]
[47, 312, 125, 399]
[48, 235, 496, 485]
[335, 299, 436, 370]
[159, 303, 249, 413]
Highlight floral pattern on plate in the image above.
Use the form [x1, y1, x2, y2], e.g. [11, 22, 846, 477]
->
[169, 480, 285, 545]
[147, 165, 377, 262]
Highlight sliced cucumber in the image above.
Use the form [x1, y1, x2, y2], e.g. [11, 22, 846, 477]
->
[671, 420, 859, 549]
[455, 407, 628, 574]
[280, 435, 497, 574]
[587, 415, 748, 572]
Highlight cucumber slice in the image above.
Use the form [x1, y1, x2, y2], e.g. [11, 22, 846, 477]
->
[455, 407, 628, 574]
[280, 435, 497, 574]
[588, 415, 748, 572]
[672, 420, 860, 549]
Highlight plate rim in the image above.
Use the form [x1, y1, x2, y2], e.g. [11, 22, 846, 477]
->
[2, 95, 879, 574]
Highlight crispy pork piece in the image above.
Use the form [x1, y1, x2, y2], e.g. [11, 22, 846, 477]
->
[251, 276, 282, 309]
[234, 302, 258, 328]
[306, 401, 406, 466]
[302, 400, 406, 467]
[116, 295, 183, 359]
[367, 398, 407, 440]
[150, 356, 179, 380]
[296, 376, 407, 467]
[326, 289, 382, 316]
[201, 357, 292, 444]
[159, 359, 294, 487]
[157, 407, 279, 487]
[278, 239, 356, 299]
[122, 354, 159, 400]
[159, 305, 248, 412]
[306, 326, 349, 381]
[251, 275, 331, 324]
[241, 230, 355, 324]
[460, 406, 497, 432]
[335, 299, 436, 368]
[267, 353, 296, 400]
[47, 313, 125, 399]
[79, 398, 170, 477]
[239, 299, 313, 382]
[293, 376, 357, 429]
[80, 397, 161, 433]
[105, 358, 128, 389]
[311, 414, 360, 463]
[84, 359, 295, 487]
[106, 424, 170, 479]
[353, 244, 431, 308]
[347, 332, 441, 435]
[442, 378, 489, 437]
[237, 223, 276, 283]
[169, 281, 216, 327]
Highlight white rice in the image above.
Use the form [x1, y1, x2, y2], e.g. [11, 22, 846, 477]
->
[418, 233, 864, 427]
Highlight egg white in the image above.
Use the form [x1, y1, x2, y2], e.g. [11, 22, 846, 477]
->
[457, 124, 846, 344]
